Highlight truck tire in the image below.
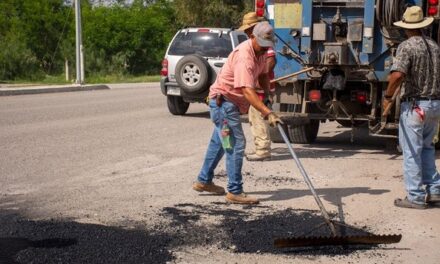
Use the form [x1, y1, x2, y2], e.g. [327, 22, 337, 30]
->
[167, 95, 189, 115]
[175, 55, 210, 95]
[269, 124, 290, 143]
[288, 120, 320, 144]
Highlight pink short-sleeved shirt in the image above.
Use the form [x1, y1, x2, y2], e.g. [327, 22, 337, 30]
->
[209, 39, 268, 114]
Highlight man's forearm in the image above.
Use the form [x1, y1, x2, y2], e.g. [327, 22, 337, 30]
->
[385, 72, 404, 97]
[243, 87, 272, 116]
[258, 74, 271, 96]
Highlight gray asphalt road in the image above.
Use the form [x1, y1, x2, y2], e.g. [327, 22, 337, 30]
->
[1, 85, 439, 264]
[1, 83, 205, 187]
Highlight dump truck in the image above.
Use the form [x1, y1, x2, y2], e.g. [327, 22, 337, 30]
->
[257, 0, 440, 149]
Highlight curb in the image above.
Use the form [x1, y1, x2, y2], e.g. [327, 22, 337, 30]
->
[0, 84, 110, 96]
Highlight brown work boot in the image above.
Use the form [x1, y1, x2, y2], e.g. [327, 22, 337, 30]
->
[225, 192, 259, 204]
[245, 150, 256, 156]
[426, 193, 440, 203]
[192, 182, 225, 195]
[246, 153, 271, 161]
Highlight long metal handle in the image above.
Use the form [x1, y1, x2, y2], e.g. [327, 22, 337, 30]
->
[382, 86, 401, 117]
[277, 123, 338, 236]
[270, 67, 315, 84]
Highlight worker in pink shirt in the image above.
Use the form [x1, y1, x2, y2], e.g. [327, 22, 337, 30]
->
[238, 12, 277, 161]
[192, 22, 283, 204]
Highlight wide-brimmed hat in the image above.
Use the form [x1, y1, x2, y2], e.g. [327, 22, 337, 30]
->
[394, 6, 434, 29]
[238, 12, 264, 31]
[253, 22, 275, 47]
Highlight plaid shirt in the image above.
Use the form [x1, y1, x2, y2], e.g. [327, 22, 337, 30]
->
[391, 36, 440, 99]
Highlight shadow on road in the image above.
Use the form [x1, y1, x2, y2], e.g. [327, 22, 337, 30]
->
[248, 187, 390, 204]
[269, 125, 403, 161]
[0, 208, 173, 264]
[183, 111, 210, 119]
[0, 237, 76, 264]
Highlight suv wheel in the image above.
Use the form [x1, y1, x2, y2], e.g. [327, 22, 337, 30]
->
[175, 55, 210, 95]
[167, 95, 189, 115]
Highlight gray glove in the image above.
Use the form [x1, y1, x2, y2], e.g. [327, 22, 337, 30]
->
[266, 112, 283, 127]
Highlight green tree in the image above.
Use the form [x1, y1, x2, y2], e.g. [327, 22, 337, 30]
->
[172, 0, 254, 28]
[0, 0, 252, 81]
[82, 0, 176, 75]
[19, 0, 73, 74]
[0, 0, 72, 80]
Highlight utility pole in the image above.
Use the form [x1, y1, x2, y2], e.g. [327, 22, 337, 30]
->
[75, 0, 84, 84]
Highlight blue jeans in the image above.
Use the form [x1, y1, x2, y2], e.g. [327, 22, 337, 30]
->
[399, 100, 440, 204]
[197, 99, 246, 194]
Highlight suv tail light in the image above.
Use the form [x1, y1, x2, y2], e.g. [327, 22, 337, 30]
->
[428, 0, 440, 17]
[160, 58, 168, 77]
[255, 0, 265, 17]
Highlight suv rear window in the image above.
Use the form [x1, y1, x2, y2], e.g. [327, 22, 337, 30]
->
[168, 32, 233, 58]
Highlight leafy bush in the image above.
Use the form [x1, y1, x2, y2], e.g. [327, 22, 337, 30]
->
[0, 0, 253, 81]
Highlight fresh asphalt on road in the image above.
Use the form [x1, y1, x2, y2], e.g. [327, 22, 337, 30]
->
[1, 84, 440, 263]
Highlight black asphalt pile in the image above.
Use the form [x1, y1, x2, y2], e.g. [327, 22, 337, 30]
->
[160, 203, 380, 257]
[1, 203, 384, 263]
[0, 210, 173, 264]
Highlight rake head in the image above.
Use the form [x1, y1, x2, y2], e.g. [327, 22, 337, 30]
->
[274, 234, 402, 248]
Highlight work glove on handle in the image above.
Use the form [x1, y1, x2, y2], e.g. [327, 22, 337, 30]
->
[266, 112, 284, 127]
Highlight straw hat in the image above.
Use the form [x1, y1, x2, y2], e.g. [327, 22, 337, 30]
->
[238, 12, 264, 31]
[394, 6, 434, 29]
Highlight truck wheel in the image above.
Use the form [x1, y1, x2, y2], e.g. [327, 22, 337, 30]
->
[288, 120, 320, 144]
[167, 95, 189, 115]
[175, 55, 210, 95]
[269, 124, 290, 143]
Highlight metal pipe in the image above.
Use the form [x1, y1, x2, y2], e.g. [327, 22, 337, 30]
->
[271, 67, 315, 84]
[277, 123, 338, 237]
[75, 0, 82, 84]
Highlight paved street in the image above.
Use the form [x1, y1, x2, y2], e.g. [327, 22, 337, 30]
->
[1, 84, 439, 263]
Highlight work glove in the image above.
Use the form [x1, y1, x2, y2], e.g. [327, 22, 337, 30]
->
[266, 112, 284, 127]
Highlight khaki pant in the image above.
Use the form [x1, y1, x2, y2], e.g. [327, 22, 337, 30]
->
[248, 105, 271, 156]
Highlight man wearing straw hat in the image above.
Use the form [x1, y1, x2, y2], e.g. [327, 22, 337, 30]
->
[383, 6, 440, 209]
[238, 12, 277, 162]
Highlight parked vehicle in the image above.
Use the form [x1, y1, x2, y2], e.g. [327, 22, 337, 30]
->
[257, 0, 440, 149]
[160, 28, 248, 115]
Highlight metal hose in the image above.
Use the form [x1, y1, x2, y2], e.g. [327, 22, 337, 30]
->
[376, 0, 407, 27]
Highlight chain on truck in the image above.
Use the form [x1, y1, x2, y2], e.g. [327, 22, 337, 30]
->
[257, 0, 440, 149]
